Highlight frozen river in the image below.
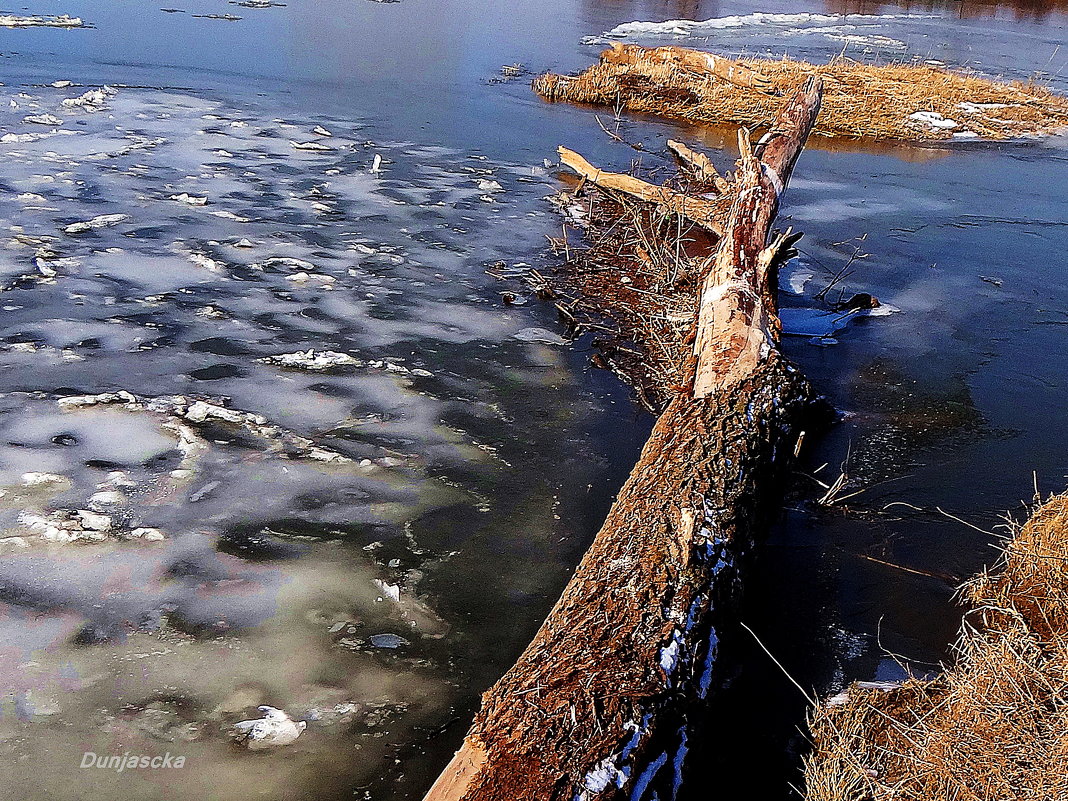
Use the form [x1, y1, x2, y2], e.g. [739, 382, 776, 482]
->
[0, 1, 1065, 798]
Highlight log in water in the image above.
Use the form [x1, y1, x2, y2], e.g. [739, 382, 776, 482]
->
[424, 79, 824, 801]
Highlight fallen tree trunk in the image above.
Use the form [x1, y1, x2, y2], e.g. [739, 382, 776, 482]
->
[424, 78, 823, 801]
[601, 42, 776, 93]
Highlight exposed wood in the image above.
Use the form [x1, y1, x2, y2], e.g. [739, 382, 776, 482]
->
[602, 42, 776, 94]
[666, 139, 731, 193]
[422, 739, 487, 801]
[693, 79, 822, 397]
[558, 146, 730, 235]
[423, 79, 824, 801]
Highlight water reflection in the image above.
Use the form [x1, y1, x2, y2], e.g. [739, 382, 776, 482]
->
[825, 0, 1068, 19]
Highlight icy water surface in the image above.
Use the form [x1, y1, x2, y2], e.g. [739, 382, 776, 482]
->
[0, 1, 1066, 799]
[0, 56, 649, 801]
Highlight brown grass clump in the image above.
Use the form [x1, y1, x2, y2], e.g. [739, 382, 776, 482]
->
[805, 494, 1068, 801]
[535, 167, 725, 413]
[534, 45, 1068, 142]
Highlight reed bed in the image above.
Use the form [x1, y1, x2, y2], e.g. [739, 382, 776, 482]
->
[534, 46, 1068, 142]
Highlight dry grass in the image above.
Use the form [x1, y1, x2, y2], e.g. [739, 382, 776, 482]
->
[805, 494, 1068, 801]
[534, 46, 1068, 142]
[538, 164, 727, 413]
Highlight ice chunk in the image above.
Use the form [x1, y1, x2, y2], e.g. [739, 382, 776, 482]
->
[24, 113, 63, 126]
[64, 213, 129, 234]
[373, 579, 401, 602]
[232, 706, 306, 750]
[20, 472, 65, 486]
[169, 192, 208, 206]
[0, 14, 85, 28]
[259, 350, 362, 371]
[290, 140, 333, 151]
[62, 88, 115, 110]
[513, 327, 567, 345]
[369, 633, 410, 649]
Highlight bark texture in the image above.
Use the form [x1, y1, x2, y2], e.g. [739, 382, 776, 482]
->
[424, 79, 823, 801]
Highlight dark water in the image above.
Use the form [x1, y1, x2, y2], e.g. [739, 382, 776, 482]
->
[0, 1, 1065, 799]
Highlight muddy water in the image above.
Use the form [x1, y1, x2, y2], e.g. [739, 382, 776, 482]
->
[0, 1, 1065, 799]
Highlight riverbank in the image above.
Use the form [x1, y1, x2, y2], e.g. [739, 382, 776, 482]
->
[806, 492, 1068, 800]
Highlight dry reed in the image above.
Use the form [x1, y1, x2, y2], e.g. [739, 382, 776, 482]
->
[805, 493, 1068, 800]
[534, 46, 1068, 142]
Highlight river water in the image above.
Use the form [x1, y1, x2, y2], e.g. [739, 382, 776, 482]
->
[0, 1, 1064, 799]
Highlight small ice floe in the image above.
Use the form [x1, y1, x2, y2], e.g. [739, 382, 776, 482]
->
[231, 0, 285, 7]
[477, 179, 503, 192]
[582, 757, 628, 795]
[311, 125, 332, 137]
[192, 13, 242, 21]
[262, 256, 317, 271]
[231, 707, 306, 750]
[369, 633, 410, 649]
[290, 140, 333, 151]
[371, 154, 383, 173]
[286, 272, 335, 285]
[189, 252, 224, 273]
[170, 192, 208, 206]
[51, 80, 73, 88]
[783, 263, 815, 294]
[62, 87, 115, 110]
[780, 297, 899, 341]
[0, 14, 85, 28]
[233, 238, 255, 248]
[907, 111, 958, 131]
[210, 209, 252, 223]
[1, 130, 74, 144]
[373, 579, 401, 602]
[365, 360, 433, 377]
[101, 470, 138, 489]
[826, 680, 902, 707]
[20, 472, 66, 487]
[259, 350, 362, 371]
[189, 252, 224, 275]
[64, 213, 129, 234]
[24, 113, 63, 126]
[513, 327, 567, 345]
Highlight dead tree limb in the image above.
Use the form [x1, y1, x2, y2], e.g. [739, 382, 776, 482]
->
[602, 42, 776, 94]
[558, 146, 730, 235]
[666, 139, 731, 193]
[424, 78, 823, 801]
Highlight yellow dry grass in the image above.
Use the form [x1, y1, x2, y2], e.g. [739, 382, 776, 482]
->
[805, 494, 1068, 800]
[534, 47, 1068, 142]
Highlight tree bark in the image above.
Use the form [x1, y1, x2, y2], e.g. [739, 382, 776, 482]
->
[423, 78, 823, 801]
